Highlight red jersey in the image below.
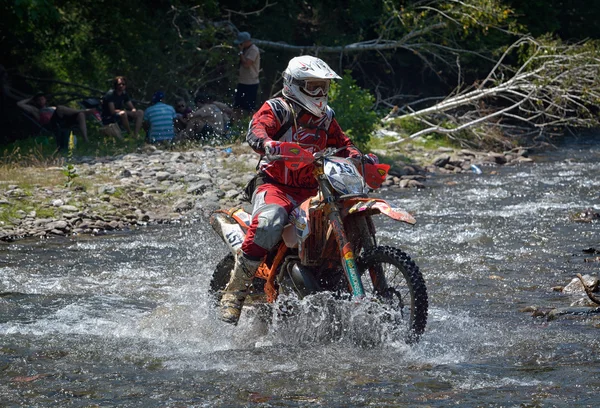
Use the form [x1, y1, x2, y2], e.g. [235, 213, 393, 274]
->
[247, 97, 361, 189]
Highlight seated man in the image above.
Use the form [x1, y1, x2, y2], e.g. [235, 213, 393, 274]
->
[143, 91, 176, 144]
[186, 92, 233, 139]
[101, 76, 144, 139]
[17, 91, 95, 143]
[173, 98, 193, 133]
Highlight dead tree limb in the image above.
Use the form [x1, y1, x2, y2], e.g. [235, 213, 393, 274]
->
[385, 36, 600, 146]
[253, 23, 447, 54]
[576, 274, 600, 306]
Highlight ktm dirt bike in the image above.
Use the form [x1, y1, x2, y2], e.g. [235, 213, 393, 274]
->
[209, 142, 428, 343]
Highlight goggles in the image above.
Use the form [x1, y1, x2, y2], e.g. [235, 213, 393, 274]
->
[296, 79, 331, 96]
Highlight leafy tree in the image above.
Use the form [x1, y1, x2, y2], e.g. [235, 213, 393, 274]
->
[2, 0, 599, 147]
[329, 71, 379, 151]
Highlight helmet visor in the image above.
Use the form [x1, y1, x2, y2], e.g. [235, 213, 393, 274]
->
[300, 79, 331, 97]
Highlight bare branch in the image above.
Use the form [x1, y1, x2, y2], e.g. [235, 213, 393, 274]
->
[223, 0, 277, 18]
[252, 23, 447, 54]
[385, 36, 600, 146]
[577, 274, 600, 306]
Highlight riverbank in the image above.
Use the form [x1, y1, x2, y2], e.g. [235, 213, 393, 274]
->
[0, 142, 533, 242]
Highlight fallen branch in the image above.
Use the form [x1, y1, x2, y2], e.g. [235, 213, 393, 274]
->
[253, 23, 447, 55]
[385, 36, 600, 146]
[576, 273, 600, 305]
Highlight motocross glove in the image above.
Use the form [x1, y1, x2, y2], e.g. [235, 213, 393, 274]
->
[364, 153, 379, 164]
[264, 140, 282, 158]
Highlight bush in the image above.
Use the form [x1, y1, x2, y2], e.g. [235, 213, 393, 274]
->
[329, 71, 379, 151]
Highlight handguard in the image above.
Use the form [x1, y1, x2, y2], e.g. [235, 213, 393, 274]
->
[363, 163, 390, 189]
[266, 142, 314, 170]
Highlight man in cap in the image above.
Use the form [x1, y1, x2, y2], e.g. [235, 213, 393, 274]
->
[233, 31, 260, 119]
[143, 91, 176, 144]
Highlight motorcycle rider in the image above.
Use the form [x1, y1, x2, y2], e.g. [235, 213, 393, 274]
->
[220, 55, 376, 324]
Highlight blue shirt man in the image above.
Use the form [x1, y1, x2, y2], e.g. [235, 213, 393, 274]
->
[144, 91, 177, 143]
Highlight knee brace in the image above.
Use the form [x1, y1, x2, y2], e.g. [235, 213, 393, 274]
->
[253, 204, 288, 250]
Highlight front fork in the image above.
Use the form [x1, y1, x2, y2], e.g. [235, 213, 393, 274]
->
[323, 198, 366, 298]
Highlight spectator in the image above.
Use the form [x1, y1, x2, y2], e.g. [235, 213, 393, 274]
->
[174, 98, 192, 133]
[101, 76, 144, 139]
[143, 91, 176, 144]
[232, 31, 260, 119]
[186, 92, 233, 139]
[17, 91, 95, 143]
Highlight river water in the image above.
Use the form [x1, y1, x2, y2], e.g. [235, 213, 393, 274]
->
[1, 135, 599, 407]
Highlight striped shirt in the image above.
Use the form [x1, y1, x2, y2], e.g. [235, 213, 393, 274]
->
[144, 102, 176, 142]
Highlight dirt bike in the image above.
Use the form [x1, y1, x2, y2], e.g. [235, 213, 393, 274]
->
[209, 142, 428, 343]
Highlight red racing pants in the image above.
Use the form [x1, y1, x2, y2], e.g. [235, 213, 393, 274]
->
[241, 182, 316, 258]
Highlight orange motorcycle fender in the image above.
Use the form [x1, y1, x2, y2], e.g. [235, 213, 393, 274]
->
[344, 198, 416, 225]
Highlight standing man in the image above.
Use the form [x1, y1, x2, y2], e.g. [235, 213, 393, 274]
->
[101, 76, 144, 139]
[143, 91, 177, 144]
[233, 31, 260, 119]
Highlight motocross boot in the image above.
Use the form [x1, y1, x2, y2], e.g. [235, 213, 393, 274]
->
[219, 253, 262, 324]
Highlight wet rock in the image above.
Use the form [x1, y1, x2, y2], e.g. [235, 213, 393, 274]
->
[173, 199, 193, 213]
[46, 220, 68, 231]
[572, 208, 600, 223]
[433, 155, 451, 167]
[155, 171, 170, 181]
[187, 180, 213, 195]
[547, 307, 600, 320]
[224, 189, 240, 199]
[98, 185, 116, 195]
[563, 274, 598, 294]
[486, 152, 507, 164]
[120, 169, 132, 178]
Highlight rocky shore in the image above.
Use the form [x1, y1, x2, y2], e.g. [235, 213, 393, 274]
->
[0, 143, 533, 242]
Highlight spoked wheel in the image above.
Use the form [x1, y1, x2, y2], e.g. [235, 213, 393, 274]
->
[209, 253, 235, 304]
[357, 245, 428, 344]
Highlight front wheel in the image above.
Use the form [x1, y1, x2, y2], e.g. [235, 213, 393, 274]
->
[357, 245, 428, 344]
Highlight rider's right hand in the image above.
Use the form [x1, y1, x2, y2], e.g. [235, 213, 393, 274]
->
[364, 153, 379, 164]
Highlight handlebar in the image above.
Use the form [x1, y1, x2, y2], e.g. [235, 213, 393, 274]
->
[263, 142, 390, 189]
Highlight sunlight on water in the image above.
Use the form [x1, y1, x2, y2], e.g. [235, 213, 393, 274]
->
[1, 137, 600, 405]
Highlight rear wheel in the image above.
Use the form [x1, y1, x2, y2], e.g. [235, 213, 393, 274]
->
[209, 253, 265, 304]
[209, 253, 235, 303]
[357, 245, 428, 343]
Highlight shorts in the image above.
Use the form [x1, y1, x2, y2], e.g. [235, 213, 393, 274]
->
[233, 83, 259, 112]
[101, 113, 120, 125]
[50, 111, 77, 129]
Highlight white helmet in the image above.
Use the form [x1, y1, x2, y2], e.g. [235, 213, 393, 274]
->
[282, 55, 341, 117]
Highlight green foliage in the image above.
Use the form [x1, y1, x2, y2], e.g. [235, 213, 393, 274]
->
[392, 117, 427, 136]
[3, 0, 600, 150]
[61, 131, 78, 187]
[329, 71, 379, 151]
[62, 163, 78, 187]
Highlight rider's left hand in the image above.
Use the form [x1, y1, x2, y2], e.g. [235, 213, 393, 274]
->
[364, 153, 379, 164]
[264, 141, 282, 158]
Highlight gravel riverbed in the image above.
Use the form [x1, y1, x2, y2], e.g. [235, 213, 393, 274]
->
[0, 142, 532, 242]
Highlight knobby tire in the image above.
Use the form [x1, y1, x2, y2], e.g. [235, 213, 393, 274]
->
[357, 245, 428, 344]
